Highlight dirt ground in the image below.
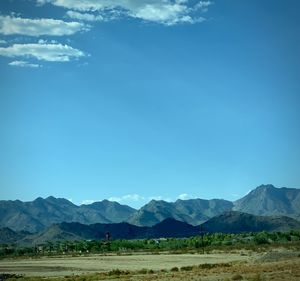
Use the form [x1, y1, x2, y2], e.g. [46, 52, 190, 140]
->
[0, 249, 300, 280]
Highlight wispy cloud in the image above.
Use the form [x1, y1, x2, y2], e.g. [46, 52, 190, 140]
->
[177, 193, 193, 200]
[0, 15, 88, 36]
[66, 11, 104, 22]
[81, 199, 95, 205]
[0, 42, 86, 62]
[195, 1, 212, 12]
[8, 60, 41, 68]
[109, 194, 145, 203]
[36, 0, 212, 26]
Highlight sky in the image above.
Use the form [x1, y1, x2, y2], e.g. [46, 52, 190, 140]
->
[0, 0, 299, 209]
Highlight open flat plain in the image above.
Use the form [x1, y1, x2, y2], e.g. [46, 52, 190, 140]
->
[1, 249, 300, 281]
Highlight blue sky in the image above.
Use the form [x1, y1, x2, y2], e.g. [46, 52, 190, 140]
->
[0, 0, 299, 208]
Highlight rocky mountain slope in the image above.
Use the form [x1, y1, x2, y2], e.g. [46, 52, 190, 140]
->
[127, 198, 233, 226]
[233, 184, 300, 220]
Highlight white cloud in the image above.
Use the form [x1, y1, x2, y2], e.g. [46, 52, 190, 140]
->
[0, 42, 86, 62]
[132, 3, 194, 25]
[0, 39, 7, 44]
[66, 11, 104, 22]
[8, 60, 41, 68]
[177, 193, 192, 200]
[109, 194, 145, 203]
[0, 15, 88, 36]
[81, 199, 95, 205]
[36, 0, 211, 25]
[195, 1, 212, 10]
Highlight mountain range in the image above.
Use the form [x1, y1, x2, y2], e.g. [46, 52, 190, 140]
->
[0, 197, 135, 232]
[0, 184, 300, 233]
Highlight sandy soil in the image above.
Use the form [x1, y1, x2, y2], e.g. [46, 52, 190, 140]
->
[0, 249, 300, 280]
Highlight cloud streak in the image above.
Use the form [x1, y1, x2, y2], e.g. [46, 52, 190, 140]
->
[0, 42, 86, 62]
[177, 193, 192, 200]
[109, 194, 145, 203]
[36, 0, 212, 25]
[81, 199, 95, 205]
[8, 60, 41, 68]
[0, 15, 88, 36]
[66, 11, 104, 22]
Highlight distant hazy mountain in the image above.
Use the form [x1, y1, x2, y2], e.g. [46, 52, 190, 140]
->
[233, 184, 300, 220]
[1, 184, 300, 233]
[203, 211, 300, 233]
[0, 197, 136, 232]
[127, 199, 233, 226]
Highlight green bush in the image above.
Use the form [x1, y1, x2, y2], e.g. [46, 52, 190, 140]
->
[180, 266, 194, 271]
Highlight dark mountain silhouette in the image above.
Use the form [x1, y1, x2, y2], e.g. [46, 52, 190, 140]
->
[4, 212, 300, 246]
[203, 211, 300, 233]
[149, 218, 200, 237]
[17, 218, 199, 245]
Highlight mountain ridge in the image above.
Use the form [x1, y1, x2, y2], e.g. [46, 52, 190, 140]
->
[0, 198, 136, 232]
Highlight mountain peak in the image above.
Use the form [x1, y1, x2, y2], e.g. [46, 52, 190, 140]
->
[233, 185, 300, 220]
[46, 196, 56, 201]
[256, 184, 276, 190]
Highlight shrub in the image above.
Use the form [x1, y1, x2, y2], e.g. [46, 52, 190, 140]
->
[137, 268, 148, 274]
[250, 273, 264, 281]
[108, 269, 123, 276]
[231, 273, 243, 280]
[180, 266, 194, 271]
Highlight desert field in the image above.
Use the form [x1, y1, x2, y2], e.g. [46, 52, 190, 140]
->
[1, 249, 300, 281]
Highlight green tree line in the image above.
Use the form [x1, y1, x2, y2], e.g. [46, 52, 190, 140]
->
[1, 230, 300, 257]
